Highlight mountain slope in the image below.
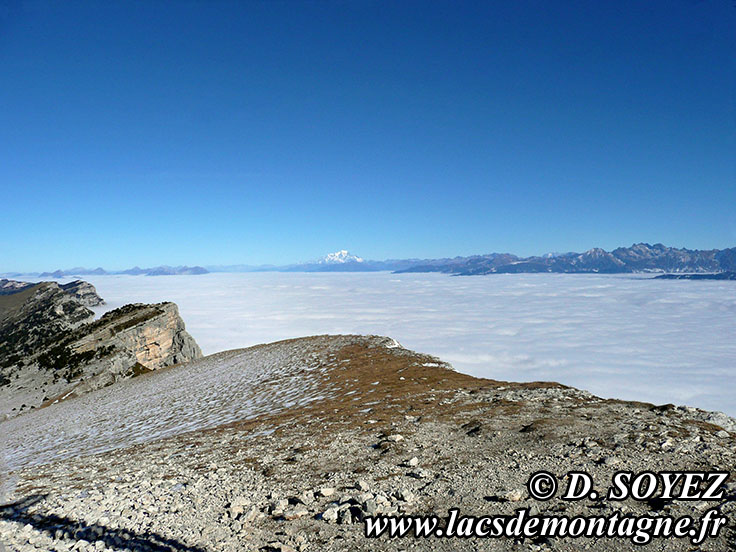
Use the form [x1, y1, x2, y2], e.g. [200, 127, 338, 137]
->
[0, 335, 733, 551]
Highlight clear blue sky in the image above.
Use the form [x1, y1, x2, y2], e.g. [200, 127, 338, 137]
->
[1, 1, 734, 271]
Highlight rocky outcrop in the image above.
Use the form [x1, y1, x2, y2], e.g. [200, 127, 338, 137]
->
[59, 280, 105, 306]
[0, 283, 95, 360]
[0, 279, 35, 295]
[66, 302, 203, 394]
[0, 283, 202, 418]
[0, 278, 104, 306]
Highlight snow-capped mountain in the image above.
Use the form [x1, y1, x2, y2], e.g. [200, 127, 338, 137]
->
[317, 250, 364, 264]
[15, 243, 736, 277]
[396, 243, 736, 275]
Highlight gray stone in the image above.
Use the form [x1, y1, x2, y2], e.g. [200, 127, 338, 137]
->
[338, 508, 352, 524]
[322, 507, 339, 523]
[363, 498, 378, 515]
[503, 489, 524, 502]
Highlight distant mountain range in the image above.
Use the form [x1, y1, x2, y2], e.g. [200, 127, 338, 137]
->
[15, 266, 211, 278]
[269, 250, 420, 273]
[261, 244, 736, 275]
[394, 243, 736, 275]
[116, 266, 209, 276]
[655, 272, 736, 281]
[4, 244, 736, 278]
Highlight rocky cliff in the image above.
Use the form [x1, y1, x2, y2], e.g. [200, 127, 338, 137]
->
[64, 302, 203, 395]
[0, 283, 95, 362]
[0, 282, 201, 418]
[0, 280, 35, 295]
[58, 280, 105, 306]
[0, 278, 104, 306]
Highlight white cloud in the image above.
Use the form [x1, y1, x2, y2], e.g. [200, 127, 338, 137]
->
[77, 272, 735, 416]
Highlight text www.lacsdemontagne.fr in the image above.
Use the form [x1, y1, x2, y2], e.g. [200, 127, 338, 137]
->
[364, 508, 728, 546]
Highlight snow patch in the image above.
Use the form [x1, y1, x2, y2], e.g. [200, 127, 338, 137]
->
[318, 250, 364, 264]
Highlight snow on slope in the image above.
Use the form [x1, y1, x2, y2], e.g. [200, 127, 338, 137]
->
[1, 335, 389, 473]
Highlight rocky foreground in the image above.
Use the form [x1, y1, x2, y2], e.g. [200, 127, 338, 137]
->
[0, 335, 734, 552]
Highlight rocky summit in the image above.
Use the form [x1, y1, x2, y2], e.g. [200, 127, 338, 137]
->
[58, 281, 106, 307]
[0, 279, 104, 306]
[0, 281, 201, 419]
[0, 335, 734, 551]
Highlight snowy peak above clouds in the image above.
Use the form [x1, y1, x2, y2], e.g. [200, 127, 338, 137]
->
[318, 250, 364, 264]
[276, 250, 378, 272]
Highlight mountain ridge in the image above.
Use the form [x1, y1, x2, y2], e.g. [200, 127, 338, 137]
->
[29, 266, 210, 278]
[395, 243, 736, 275]
[5, 243, 736, 277]
[276, 243, 736, 275]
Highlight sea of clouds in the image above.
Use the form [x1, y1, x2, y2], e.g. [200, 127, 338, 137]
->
[73, 272, 735, 416]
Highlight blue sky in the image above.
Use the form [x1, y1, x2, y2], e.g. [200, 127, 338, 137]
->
[1, 1, 734, 271]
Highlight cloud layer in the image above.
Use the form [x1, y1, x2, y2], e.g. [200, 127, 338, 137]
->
[78, 272, 735, 416]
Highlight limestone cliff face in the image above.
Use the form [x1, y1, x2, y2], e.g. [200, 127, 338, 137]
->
[70, 302, 203, 391]
[109, 302, 200, 368]
[0, 283, 202, 418]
